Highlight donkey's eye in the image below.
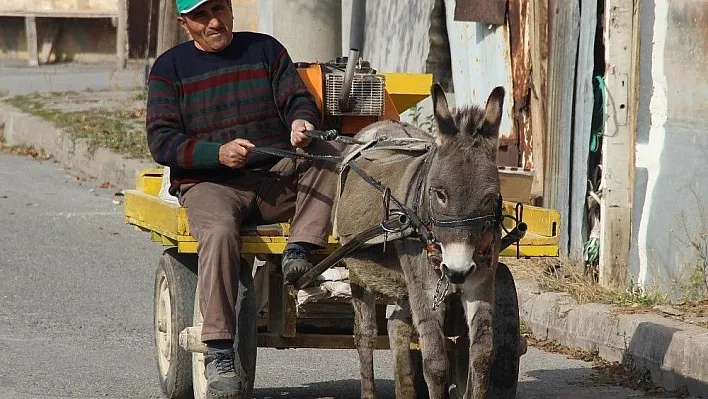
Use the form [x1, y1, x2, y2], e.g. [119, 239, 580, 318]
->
[432, 188, 447, 205]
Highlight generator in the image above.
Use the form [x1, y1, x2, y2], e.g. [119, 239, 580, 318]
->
[296, 56, 401, 136]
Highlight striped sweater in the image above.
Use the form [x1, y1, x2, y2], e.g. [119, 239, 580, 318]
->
[146, 32, 321, 195]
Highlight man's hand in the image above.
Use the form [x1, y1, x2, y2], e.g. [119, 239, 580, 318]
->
[291, 119, 315, 148]
[219, 138, 255, 168]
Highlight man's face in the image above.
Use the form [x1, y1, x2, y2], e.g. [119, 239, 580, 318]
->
[179, 0, 234, 52]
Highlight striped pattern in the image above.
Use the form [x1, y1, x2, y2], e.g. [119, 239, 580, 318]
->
[146, 32, 321, 195]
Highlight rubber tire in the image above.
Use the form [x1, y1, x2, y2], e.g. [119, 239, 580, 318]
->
[488, 262, 521, 399]
[445, 263, 521, 399]
[154, 248, 198, 399]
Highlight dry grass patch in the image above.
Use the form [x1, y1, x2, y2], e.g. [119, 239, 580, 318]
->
[506, 256, 708, 329]
[0, 123, 51, 160]
[504, 257, 613, 304]
[2, 89, 149, 159]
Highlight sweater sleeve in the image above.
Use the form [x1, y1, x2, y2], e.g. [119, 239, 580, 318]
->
[145, 60, 221, 169]
[267, 41, 322, 129]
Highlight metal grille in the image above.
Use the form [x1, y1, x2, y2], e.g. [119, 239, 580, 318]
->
[325, 73, 386, 116]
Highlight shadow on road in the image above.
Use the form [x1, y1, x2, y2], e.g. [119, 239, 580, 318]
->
[255, 379, 394, 399]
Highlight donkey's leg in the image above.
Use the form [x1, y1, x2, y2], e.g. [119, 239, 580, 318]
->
[396, 251, 448, 399]
[408, 288, 448, 399]
[387, 300, 416, 399]
[352, 282, 378, 399]
[459, 268, 496, 399]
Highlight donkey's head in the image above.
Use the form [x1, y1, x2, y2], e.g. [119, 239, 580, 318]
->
[426, 83, 505, 284]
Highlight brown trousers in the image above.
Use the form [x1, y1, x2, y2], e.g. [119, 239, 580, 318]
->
[179, 139, 344, 341]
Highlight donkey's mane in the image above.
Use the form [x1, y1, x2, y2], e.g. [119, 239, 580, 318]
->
[438, 104, 495, 159]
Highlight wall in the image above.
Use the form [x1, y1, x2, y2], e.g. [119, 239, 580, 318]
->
[0, 0, 257, 64]
[630, 0, 708, 295]
[0, 17, 118, 63]
[443, 0, 514, 143]
[0, 0, 117, 13]
[341, 0, 436, 74]
[231, 0, 257, 32]
[258, 0, 341, 63]
[0, 0, 120, 63]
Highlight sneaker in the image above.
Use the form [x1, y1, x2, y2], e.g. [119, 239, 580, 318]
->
[204, 349, 243, 398]
[281, 247, 313, 284]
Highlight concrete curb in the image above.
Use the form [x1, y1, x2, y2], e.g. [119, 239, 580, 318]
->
[0, 103, 157, 190]
[516, 279, 708, 397]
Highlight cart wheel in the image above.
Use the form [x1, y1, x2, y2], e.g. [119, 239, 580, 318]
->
[154, 248, 197, 399]
[192, 286, 208, 399]
[488, 262, 520, 399]
[445, 263, 521, 399]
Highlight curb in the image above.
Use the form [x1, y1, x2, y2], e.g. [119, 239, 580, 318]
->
[516, 279, 708, 397]
[0, 103, 157, 190]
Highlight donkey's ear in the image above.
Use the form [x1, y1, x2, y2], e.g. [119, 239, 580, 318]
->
[431, 83, 457, 140]
[480, 86, 505, 138]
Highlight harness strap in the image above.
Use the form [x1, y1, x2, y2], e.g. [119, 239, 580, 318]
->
[294, 214, 411, 289]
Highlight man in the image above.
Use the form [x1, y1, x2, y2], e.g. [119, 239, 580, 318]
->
[146, 0, 342, 396]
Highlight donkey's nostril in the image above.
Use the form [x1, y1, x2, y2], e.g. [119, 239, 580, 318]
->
[440, 263, 477, 285]
[441, 264, 466, 284]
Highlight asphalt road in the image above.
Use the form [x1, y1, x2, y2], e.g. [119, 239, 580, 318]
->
[0, 152, 683, 399]
[0, 61, 146, 96]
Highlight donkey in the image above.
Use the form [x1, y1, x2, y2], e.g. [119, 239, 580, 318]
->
[332, 83, 507, 399]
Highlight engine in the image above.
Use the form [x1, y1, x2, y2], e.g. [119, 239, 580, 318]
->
[321, 57, 386, 117]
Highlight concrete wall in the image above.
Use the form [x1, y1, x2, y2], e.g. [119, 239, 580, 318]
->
[0, 0, 120, 63]
[0, 0, 118, 13]
[231, 0, 258, 32]
[631, 0, 708, 296]
[0, 0, 258, 64]
[258, 0, 341, 63]
[0, 17, 118, 63]
[341, 0, 436, 73]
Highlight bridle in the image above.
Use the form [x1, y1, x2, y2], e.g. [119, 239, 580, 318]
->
[426, 190, 503, 231]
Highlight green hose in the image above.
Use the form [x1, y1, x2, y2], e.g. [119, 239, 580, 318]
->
[584, 236, 599, 263]
[590, 75, 606, 153]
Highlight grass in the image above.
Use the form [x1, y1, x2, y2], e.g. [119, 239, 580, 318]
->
[507, 257, 616, 305]
[507, 256, 708, 331]
[507, 257, 676, 308]
[2, 90, 149, 159]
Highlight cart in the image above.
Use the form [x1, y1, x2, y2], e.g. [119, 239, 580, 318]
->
[123, 69, 561, 398]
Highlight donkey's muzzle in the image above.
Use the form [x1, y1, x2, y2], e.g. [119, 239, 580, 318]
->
[440, 262, 476, 284]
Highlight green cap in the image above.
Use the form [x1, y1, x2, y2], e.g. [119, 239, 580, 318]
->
[176, 0, 210, 14]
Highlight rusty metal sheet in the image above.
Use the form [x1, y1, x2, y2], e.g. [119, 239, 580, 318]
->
[454, 0, 507, 25]
[508, 0, 530, 168]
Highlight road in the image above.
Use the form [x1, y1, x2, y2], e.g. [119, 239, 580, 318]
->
[0, 61, 146, 96]
[0, 152, 681, 399]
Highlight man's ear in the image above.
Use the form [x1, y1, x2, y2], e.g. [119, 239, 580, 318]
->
[177, 17, 192, 38]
